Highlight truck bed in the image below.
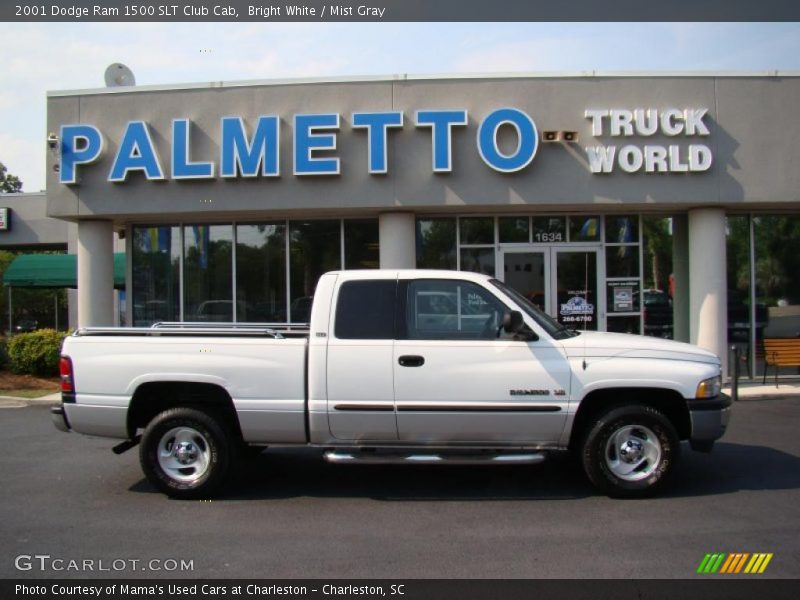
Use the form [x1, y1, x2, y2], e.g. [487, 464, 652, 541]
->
[62, 323, 309, 443]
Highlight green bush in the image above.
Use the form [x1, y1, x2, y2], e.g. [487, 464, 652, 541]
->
[0, 337, 7, 370]
[7, 329, 67, 376]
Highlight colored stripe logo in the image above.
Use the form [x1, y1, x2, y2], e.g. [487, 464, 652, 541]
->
[697, 553, 773, 574]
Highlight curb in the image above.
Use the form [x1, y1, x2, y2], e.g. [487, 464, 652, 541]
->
[723, 383, 800, 402]
[728, 394, 798, 402]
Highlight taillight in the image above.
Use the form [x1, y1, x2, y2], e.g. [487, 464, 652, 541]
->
[59, 356, 75, 393]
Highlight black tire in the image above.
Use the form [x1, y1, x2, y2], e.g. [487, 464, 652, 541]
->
[139, 407, 234, 499]
[581, 404, 680, 498]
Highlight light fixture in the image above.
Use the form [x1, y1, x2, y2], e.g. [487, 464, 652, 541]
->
[542, 131, 579, 144]
[542, 131, 559, 142]
[559, 131, 579, 143]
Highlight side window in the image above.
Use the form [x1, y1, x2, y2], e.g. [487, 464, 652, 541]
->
[405, 280, 508, 340]
[334, 280, 396, 340]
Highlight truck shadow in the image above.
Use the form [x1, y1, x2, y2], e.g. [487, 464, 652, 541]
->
[666, 441, 800, 498]
[232, 449, 593, 501]
[130, 441, 800, 501]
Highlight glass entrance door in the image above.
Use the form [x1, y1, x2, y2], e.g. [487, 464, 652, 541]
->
[500, 250, 550, 315]
[553, 248, 601, 331]
[500, 247, 603, 331]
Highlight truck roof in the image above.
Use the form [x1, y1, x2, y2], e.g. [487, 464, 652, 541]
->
[325, 269, 494, 283]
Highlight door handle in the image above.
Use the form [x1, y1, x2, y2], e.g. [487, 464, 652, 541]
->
[398, 355, 425, 367]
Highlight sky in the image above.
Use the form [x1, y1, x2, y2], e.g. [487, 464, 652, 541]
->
[2, 21, 800, 192]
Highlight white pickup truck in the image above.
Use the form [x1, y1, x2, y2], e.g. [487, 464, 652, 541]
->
[53, 269, 730, 499]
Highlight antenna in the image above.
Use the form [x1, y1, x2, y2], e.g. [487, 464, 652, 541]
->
[104, 63, 136, 87]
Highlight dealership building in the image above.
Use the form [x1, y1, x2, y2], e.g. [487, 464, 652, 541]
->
[43, 73, 800, 376]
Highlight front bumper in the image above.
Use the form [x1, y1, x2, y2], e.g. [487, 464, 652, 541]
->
[687, 393, 732, 450]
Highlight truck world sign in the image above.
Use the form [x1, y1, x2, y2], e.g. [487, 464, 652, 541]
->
[57, 106, 712, 184]
[584, 108, 712, 174]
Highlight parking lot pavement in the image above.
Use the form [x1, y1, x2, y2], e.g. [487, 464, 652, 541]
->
[0, 397, 798, 579]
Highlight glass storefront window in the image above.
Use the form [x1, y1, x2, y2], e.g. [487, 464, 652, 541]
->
[754, 215, 800, 310]
[606, 316, 642, 335]
[642, 217, 673, 292]
[459, 217, 494, 245]
[131, 226, 180, 326]
[753, 215, 800, 377]
[725, 216, 753, 376]
[124, 212, 800, 359]
[568, 216, 601, 242]
[416, 218, 456, 269]
[460, 247, 495, 276]
[606, 216, 640, 278]
[132, 218, 379, 327]
[532, 217, 566, 243]
[498, 217, 530, 243]
[344, 219, 379, 269]
[642, 216, 673, 339]
[236, 223, 286, 323]
[183, 224, 233, 322]
[605, 215, 639, 244]
[289, 220, 341, 323]
[606, 246, 640, 278]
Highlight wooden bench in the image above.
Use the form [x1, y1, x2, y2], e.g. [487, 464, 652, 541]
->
[762, 338, 800, 386]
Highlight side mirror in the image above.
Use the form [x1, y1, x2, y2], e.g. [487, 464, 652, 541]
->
[503, 310, 524, 333]
[503, 310, 538, 341]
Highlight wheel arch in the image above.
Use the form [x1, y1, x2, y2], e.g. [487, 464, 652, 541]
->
[127, 381, 242, 442]
[569, 387, 691, 451]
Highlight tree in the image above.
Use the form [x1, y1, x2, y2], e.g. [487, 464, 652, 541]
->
[0, 162, 23, 193]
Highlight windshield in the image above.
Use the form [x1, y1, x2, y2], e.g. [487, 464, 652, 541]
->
[490, 279, 579, 340]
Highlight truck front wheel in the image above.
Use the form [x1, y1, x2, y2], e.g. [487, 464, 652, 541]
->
[581, 404, 680, 498]
[140, 407, 233, 499]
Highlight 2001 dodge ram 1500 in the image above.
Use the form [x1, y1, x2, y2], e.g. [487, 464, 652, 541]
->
[52, 270, 731, 499]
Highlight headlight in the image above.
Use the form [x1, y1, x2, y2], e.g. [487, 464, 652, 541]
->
[695, 375, 722, 399]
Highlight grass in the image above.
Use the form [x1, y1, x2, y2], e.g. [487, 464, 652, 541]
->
[0, 389, 58, 399]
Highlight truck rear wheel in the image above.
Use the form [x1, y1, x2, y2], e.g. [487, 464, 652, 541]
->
[140, 407, 233, 499]
[581, 404, 679, 498]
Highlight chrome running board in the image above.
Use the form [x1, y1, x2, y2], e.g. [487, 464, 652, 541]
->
[323, 450, 546, 466]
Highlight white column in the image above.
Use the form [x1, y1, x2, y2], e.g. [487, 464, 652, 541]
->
[66, 222, 79, 330]
[688, 208, 727, 374]
[672, 214, 690, 343]
[77, 220, 115, 327]
[379, 212, 416, 269]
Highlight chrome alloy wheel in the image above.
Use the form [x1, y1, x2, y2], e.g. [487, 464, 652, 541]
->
[604, 424, 662, 481]
[157, 426, 211, 483]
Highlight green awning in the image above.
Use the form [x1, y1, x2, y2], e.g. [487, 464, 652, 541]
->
[3, 253, 125, 289]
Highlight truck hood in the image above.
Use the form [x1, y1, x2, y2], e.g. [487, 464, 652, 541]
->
[558, 331, 720, 365]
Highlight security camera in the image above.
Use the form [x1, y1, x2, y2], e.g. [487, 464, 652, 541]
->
[47, 132, 58, 149]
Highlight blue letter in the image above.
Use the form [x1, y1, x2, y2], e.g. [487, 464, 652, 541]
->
[294, 114, 340, 175]
[477, 108, 538, 173]
[415, 110, 467, 172]
[220, 116, 280, 178]
[171, 119, 214, 179]
[108, 121, 164, 182]
[59, 124, 103, 184]
[352, 112, 403, 174]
